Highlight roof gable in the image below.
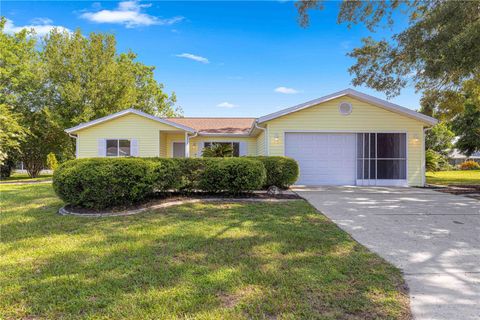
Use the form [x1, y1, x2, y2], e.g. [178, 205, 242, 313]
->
[257, 89, 437, 126]
[65, 109, 195, 134]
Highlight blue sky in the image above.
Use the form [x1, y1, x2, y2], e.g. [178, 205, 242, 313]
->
[3, 1, 420, 117]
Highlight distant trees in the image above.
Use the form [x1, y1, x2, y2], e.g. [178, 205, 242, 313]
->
[0, 17, 179, 177]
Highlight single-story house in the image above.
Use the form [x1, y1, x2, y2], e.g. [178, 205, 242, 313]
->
[65, 88, 437, 187]
[448, 149, 480, 166]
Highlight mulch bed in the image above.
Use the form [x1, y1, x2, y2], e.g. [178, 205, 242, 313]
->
[428, 184, 480, 200]
[62, 191, 302, 216]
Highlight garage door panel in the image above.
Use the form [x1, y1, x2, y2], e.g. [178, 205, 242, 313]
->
[285, 133, 356, 185]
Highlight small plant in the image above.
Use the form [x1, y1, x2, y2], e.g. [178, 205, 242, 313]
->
[458, 160, 480, 170]
[46, 152, 58, 171]
[202, 143, 234, 157]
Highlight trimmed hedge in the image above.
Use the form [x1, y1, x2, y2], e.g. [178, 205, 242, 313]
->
[53, 157, 274, 209]
[53, 158, 156, 209]
[199, 158, 266, 193]
[247, 156, 299, 189]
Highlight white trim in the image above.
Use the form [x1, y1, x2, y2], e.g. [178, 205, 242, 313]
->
[197, 133, 251, 137]
[258, 88, 437, 126]
[283, 130, 409, 186]
[65, 108, 195, 134]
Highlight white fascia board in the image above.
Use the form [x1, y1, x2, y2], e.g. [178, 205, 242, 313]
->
[257, 88, 438, 126]
[65, 108, 196, 133]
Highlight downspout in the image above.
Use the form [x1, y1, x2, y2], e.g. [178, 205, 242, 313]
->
[422, 127, 433, 186]
[254, 121, 268, 156]
[186, 131, 198, 158]
[68, 133, 78, 159]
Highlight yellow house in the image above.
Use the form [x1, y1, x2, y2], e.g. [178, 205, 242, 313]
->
[65, 89, 437, 187]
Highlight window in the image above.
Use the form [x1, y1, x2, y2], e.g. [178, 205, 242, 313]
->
[357, 133, 406, 180]
[204, 142, 240, 157]
[106, 139, 131, 157]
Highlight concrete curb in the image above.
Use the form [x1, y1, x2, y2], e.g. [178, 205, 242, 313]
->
[58, 198, 299, 217]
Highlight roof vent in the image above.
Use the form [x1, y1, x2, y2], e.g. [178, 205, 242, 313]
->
[339, 102, 353, 115]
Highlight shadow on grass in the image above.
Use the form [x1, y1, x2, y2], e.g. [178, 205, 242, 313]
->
[0, 184, 411, 319]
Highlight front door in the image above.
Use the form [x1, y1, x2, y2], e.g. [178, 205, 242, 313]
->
[173, 142, 185, 158]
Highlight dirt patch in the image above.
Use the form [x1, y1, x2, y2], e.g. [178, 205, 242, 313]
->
[428, 184, 480, 200]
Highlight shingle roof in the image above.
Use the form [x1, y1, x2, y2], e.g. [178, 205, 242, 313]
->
[166, 117, 255, 134]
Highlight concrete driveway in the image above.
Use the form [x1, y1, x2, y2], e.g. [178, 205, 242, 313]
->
[293, 187, 480, 320]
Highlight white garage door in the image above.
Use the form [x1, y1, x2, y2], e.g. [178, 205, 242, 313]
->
[285, 133, 356, 185]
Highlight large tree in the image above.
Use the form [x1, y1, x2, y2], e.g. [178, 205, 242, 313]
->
[0, 18, 179, 176]
[296, 0, 480, 114]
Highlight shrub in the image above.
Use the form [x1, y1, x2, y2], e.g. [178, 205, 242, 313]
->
[459, 160, 480, 170]
[53, 158, 156, 209]
[199, 158, 266, 193]
[147, 158, 182, 191]
[247, 156, 299, 189]
[46, 152, 58, 171]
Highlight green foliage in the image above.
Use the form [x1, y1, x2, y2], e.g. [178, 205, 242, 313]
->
[0, 17, 179, 177]
[53, 158, 156, 209]
[425, 123, 454, 156]
[0, 157, 16, 179]
[425, 149, 452, 173]
[0, 104, 25, 165]
[296, 1, 480, 119]
[247, 156, 299, 189]
[202, 143, 234, 157]
[453, 102, 480, 157]
[459, 160, 480, 171]
[46, 152, 58, 171]
[425, 149, 440, 172]
[199, 158, 266, 193]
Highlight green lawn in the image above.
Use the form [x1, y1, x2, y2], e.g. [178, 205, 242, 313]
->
[1, 172, 53, 183]
[426, 170, 480, 185]
[0, 183, 410, 319]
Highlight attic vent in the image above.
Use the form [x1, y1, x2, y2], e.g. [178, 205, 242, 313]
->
[339, 102, 353, 115]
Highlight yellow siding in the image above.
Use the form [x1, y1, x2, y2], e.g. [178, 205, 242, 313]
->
[159, 132, 167, 157]
[256, 130, 266, 155]
[76, 113, 185, 158]
[264, 96, 426, 186]
[165, 133, 186, 157]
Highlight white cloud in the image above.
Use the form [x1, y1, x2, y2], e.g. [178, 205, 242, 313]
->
[4, 18, 71, 37]
[274, 86, 299, 94]
[80, 1, 184, 28]
[176, 53, 209, 64]
[217, 102, 236, 108]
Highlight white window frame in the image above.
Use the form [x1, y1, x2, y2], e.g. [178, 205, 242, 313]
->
[106, 139, 131, 157]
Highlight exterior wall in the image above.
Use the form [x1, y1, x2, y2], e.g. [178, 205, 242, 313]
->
[165, 133, 186, 157]
[256, 130, 266, 155]
[159, 132, 167, 157]
[189, 136, 257, 157]
[264, 96, 426, 186]
[76, 113, 185, 158]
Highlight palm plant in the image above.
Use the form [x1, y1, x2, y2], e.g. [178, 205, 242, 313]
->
[202, 143, 234, 157]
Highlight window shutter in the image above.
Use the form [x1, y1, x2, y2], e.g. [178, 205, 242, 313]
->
[131, 139, 139, 157]
[239, 141, 247, 156]
[98, 139, 106, 157]
[197, 142, 205, 157]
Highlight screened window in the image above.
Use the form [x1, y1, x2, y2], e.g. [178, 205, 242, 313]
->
[106, 139, 131, 157]
[357, 133, 406, 180]
[204, 142, 240, 157]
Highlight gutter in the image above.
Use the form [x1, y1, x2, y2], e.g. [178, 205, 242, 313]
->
[254, 121, 268, 156]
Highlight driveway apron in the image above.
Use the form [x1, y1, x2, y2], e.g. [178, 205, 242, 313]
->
[294, 187, 480, 320]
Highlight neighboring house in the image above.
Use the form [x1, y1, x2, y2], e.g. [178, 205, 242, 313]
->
[449, 149, 480, 166]
[65, 89, 437, 186]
